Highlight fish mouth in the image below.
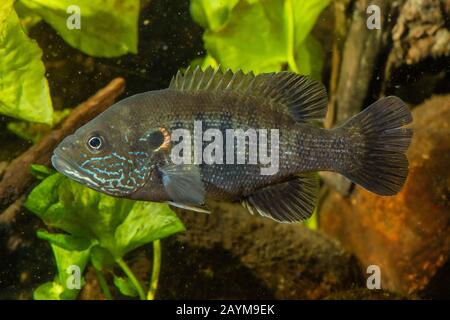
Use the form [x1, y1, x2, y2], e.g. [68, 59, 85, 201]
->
[51, 151, 100, 189]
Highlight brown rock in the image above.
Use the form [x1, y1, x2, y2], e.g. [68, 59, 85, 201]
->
[157, 202, 363, 299]
[319, 95, 450, 297]
[391, 0, 450, 66]
[78, 202, 363, 300]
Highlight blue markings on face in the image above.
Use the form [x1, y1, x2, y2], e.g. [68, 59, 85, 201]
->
[128, 151, 148, 156]
[78, 151, 150, 195]
[112, 152, 128, 161]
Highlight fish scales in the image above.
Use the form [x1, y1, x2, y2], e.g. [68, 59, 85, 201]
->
[51, 67, 413, 223]
[130, 90, 344, 200]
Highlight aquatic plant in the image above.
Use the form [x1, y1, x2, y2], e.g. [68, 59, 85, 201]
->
[1, 0, 182, 300]
[190, 0, 330, 78]
[5, 0, 332, 299]
[0, 0, 139, 124]
[25, 166, 184, 300]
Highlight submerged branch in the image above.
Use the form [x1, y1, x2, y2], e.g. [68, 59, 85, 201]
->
[0, 78, 126, 214]
[323, 0, 404, 195]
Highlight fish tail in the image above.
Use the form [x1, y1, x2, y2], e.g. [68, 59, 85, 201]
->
[339, 96, 413, 195]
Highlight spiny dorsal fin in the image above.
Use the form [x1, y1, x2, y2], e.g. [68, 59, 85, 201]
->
[170, 66, 255, 92]
[169, 66, 328, 123]
[241, 173, 319, 223]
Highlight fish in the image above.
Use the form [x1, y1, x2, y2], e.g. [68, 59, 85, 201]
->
[51, 67, 413, 223]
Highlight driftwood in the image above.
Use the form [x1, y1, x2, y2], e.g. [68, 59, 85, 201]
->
[389, 0, 450, 67]
[320, 95, 450, 297]
[383, 0, 450, 91]
[319, 0, 450, 298]
[322, 0, 405, 194]
[333, 0, 402, 124]
[324, 0, 449, 194]
[0, 78, 126, 213]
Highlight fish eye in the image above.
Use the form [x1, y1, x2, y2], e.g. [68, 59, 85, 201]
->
[87, 135, 103, 151]
[148, 130, 165, 149]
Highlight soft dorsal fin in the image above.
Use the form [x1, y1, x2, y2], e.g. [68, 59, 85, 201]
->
[241, 173, 319, 223]
[169, 66, 328, 123]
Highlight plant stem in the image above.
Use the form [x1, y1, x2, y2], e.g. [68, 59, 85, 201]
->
[116, 258, 146, 300]
[94, 268, 113, 300]
[147, 240, 161, 300]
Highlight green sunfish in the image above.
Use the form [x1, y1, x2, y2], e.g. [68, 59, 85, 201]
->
[51, 67, 413, 223]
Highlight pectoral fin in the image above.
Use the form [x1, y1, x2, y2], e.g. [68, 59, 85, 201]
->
[160, 164, 205, 205]
[242, 173, 319, 223]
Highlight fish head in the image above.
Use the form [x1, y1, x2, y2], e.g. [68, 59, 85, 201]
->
[51, 106, 160, 197]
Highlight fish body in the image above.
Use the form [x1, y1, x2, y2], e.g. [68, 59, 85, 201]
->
[52, 67, 413, 222]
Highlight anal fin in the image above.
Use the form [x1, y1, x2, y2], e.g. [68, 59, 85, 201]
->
[242, 173, 319, 223]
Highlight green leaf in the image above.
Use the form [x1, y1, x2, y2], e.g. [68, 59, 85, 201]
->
[7, 108, 71, 143]
[113, 276, 138, 297]
[90, 245, 115, 271]
[51, 243, 90, 300]
[202, 0, 330, 75]
[0, 0, 14, 21]
[37, 230, 91, 251]
[19, 0, 139, 57]
[15, 1, 42, 32]
[24, 173, 66, 218]
[291, 0, 331, 50]
[190, 53, 219, 70]
[7, 121, 47, 143]
[190, 0, 239, 31]
[26, 173, 185, 259]
[33, 281, 65, 300]
[33, 242, 90, 300]
[296, 35, 324, 80]
[114, 202, 185, 257]
[204, 0, 287, 74]
[29, 164, 56, 180]
[0, 2, 53, 124]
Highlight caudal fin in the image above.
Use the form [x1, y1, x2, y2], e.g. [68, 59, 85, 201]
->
[340, 96, 413, 196]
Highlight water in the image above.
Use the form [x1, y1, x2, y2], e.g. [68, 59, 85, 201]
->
[0, 0, 449, 300]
